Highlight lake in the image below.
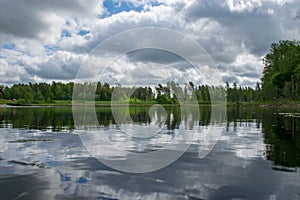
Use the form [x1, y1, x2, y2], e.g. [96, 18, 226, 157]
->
[0, 106, 300, 199]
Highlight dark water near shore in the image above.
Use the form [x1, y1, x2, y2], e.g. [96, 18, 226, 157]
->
[0, 106, 299, 199]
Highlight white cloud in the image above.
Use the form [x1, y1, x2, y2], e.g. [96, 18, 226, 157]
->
[35, 51, 87, 80]
[16, 40, 45, 57]
[0, 0, 299, 86]
[226, 0, 262, 13]
[0, 59, 27, 83]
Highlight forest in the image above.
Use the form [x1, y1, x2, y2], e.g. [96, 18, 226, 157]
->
[0, 40, 299, 105]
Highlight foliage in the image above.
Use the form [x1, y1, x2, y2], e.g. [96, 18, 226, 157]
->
[0, 81, 219, 105]
[262, 40, 300, 100]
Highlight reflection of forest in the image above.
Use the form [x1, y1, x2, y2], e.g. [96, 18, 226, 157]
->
[0, 106, 212, 131]
[0, 107, 75, 131]
[0, 106, 299, 168]
[226, 106, 262, 132]
[263, 111, 300, 169]
[226, 106, 300, 169]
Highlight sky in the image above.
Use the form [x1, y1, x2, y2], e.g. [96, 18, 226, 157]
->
[0, 0, 300, 87]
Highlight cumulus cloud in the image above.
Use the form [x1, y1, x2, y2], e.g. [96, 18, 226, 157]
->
[221, 52, 264, 85]
[0, 0, 103, 41]
[34, 51, 87, 80]
[0, 59, 28, 83]
[0, 0, 299, 86]
[184, 0, 280, 55]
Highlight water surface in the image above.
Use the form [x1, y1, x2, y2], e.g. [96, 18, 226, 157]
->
[0, 106, 300, 199]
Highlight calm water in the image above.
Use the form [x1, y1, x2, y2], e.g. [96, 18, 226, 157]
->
[0, 106, 300, 199]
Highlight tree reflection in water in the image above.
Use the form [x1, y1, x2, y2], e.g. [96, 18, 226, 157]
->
[0, 106, 299, 169]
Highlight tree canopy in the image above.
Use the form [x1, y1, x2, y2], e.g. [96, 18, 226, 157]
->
[262, 40, 300, 100]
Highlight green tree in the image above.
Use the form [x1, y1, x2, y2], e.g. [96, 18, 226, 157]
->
[262, 40, 300, 100]
[24, 91, 33, 103]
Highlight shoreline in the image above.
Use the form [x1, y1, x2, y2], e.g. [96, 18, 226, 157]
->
[1, 100, 300, 108]
[226, 101, 300, 108]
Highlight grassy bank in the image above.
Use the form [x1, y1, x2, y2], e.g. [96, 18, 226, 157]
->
[0, 99, 12, 105]
[2, 99, 300, 108]
[0, 99, 159, 107]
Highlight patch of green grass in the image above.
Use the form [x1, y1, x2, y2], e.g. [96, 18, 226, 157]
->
[0, 99, 12, 105]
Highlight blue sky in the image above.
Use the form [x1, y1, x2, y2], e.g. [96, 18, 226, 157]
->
[0, 0, 299, 86]
[2, 43, 15, 50]
[103, 0, 144, 16]
[102, 0, 163, 17]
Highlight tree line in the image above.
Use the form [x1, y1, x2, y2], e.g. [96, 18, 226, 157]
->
[0, 79, 290, 104]
[0, 79, 261, 104]
[0, 81, 216, 104]
[0, 39, 299, 104]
